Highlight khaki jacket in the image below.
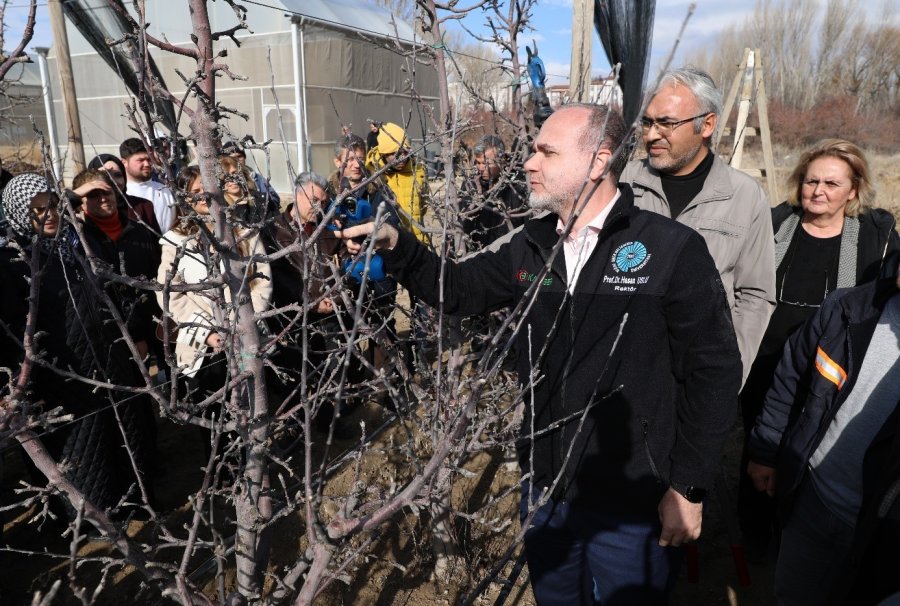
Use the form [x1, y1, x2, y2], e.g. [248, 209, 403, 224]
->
[622, 154, 776, 385]
[156, 229, 272, 376]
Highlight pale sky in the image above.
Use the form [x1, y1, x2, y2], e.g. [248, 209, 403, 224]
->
[3, 0, 759, 84]
[524, 0, 759, 84]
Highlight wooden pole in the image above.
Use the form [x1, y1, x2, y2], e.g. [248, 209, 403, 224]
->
[568, 0, 593, 103]
[754, 48, 779, 205]
[714, 48, 751, 151]
[731, 50, 755, 170]
[717, 47, 779, 205]
[48, 0, 85, 174]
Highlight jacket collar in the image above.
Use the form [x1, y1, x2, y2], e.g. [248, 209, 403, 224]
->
[632, 152, 734, 209]
[772, 203, 801, 238]
[839, 276, 899, 325]
[524, 183, 637, 250]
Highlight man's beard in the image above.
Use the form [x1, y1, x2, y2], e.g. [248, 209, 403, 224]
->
[646, 138, 703, 174]
[528, 190, 568, 215]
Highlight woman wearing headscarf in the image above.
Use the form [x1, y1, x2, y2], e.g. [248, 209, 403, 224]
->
[738, 139, 899, 558]
[0, 173, 156, 514]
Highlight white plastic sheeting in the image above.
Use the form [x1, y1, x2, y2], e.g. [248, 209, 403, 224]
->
[43, 0, 438, 191]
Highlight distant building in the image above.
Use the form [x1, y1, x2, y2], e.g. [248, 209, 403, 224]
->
[43, 0, 439, 190]
[0, 61, 50, 163]
[547, 77, 622, 108]
[448, 79, 516, 113]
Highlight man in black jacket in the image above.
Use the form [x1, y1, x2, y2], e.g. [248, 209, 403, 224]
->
[341, 104, 741, 605]
[459, 135, 528, 250]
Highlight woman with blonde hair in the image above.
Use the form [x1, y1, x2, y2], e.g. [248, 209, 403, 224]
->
[738, 138, 898, 559]
[219, 155, 274, 225]
[156, 165, 272, 390]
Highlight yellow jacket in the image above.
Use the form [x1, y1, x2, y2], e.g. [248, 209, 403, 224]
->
[366, 148, 429, 243]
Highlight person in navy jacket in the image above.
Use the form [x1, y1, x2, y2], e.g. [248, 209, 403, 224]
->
[748, 255, 900, 605]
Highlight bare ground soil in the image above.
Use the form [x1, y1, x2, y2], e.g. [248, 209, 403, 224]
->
[1, 391, 779, 606]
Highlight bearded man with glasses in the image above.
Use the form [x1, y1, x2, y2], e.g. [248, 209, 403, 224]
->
[623, 67, 775, 388]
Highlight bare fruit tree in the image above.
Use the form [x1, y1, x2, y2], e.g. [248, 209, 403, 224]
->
[686, 0, 900, 116]
[0, 0, 581, 604]
[0, 0, 37, 81]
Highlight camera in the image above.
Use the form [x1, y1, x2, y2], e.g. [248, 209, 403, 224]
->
[328, 180, 386, 282]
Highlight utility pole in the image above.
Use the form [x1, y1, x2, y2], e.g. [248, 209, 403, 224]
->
[48, 0, 85, 174]
[569, 0, 593, 102]
[34, 48, 62, 181]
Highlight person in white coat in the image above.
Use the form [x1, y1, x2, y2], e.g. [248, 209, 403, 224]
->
[156, 166, 272, 399]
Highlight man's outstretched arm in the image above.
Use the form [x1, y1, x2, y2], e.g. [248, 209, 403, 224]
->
[341, 220, 515, 316]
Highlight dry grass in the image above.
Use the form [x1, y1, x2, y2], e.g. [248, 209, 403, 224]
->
[868, 152, 900, 222]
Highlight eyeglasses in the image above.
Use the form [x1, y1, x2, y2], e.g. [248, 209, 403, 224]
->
[777, 265, 829, 309]
[640, 113, 709, 135]
[297, 194, 328, 207]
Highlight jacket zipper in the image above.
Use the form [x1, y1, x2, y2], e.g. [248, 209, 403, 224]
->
[640, 417, 662, 481]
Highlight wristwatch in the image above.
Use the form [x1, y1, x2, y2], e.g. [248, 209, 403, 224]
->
[670, 482, 707, 504]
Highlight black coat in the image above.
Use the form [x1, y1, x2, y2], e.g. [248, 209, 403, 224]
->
[0, 237, 154, 511]
[81, 212, 162, 344]
[741, 204, 899, 422]
[459, 174, 528, 249]
[382, 185, 742, 513]
[771, 203, 899, 284]
[747, 275, 900, 604]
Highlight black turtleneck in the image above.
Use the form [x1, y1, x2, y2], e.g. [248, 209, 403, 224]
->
[659, 149, 714, 219]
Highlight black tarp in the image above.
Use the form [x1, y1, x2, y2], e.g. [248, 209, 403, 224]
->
[594, 0, 656, 128]
[62, 0, 178, 136]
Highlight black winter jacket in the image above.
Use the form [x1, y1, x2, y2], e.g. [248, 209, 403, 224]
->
[459, 174, 528, 249]
[748, 274, 900, 604]
[741, 204, 898, 420]
[0, 237, 153, 510]
[81, 212, 162, 345]
[748, 276, 898, 512]
[383, 185, 742, 513]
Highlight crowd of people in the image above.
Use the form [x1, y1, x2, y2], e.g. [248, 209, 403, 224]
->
[0, 65, 897, 605]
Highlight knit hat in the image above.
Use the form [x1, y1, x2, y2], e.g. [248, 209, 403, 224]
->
[2, 172, 51, 237]
[376, 122, 410, 155]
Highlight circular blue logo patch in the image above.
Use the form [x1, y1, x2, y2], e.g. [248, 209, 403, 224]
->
[613, 241, 648, 272]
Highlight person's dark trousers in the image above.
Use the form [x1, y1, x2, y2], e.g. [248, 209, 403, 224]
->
[738, 358, 780, 554]
[186, 352, 234, 461]
[520, 484, 683, 606]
